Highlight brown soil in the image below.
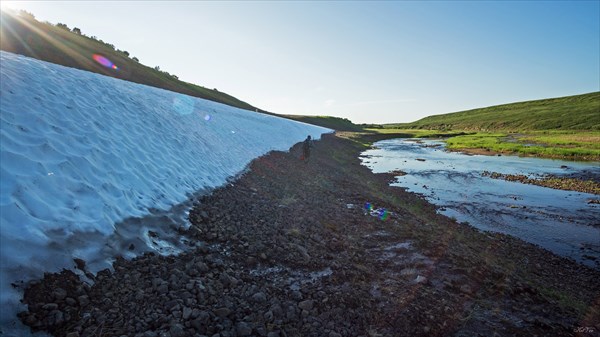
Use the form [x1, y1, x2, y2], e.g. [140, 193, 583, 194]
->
[482, 171, 600, 195]
[448, 147, 600, 162]
[17, 132, 600, 337]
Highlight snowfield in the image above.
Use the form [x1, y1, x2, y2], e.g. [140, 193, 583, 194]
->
[0, 51, 330, 333]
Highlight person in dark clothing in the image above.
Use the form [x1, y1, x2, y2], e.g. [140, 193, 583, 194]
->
[302, 135, 313, 162]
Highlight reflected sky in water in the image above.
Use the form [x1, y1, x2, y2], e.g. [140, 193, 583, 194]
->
[361, 138, 600, 268]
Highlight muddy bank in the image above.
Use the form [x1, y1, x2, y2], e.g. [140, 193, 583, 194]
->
[482, 171, 600, 195]
[16, 133, 600, 337]
[448, 146, 600, 162]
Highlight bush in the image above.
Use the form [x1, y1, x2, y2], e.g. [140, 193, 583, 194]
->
[18, 10, 35, 20]
[56, 23, 70, 31]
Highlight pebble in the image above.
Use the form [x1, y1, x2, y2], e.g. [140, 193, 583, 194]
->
[298, 300, 314, 311]
[252, 292, 267, 303]
[169, 323, 184, 337]
[182, 306, 192, 320]
[41, 303, 58, 310]
[48, 310, 64, 325]
[414, 275, 428, 284]
[214, 307, 231, 318]
[52, 288, 67, 301]
[78, 295, 90, 307]
[236, 322, 252, 336]
[460, 284, 473, 294]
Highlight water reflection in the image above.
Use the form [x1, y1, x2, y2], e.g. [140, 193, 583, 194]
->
[361, 138, 600, 268]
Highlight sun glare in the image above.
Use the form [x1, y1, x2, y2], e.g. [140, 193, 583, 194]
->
[0, 1, 18, 12]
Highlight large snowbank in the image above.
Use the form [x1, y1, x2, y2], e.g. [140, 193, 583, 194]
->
[0, 51, 330, 333]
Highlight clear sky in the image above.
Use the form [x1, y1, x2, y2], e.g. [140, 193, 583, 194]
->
[2, 1, 599, 124]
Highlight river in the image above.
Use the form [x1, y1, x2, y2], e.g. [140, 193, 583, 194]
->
[360, 138, 600, 269]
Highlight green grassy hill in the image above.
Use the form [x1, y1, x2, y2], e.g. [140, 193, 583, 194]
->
[0, 10, 258, 112]
[0, 10, 367, 130]
[387, 92, 600, 131]
[281, 115, 365, 132]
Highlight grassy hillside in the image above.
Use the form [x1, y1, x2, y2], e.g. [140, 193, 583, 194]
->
[0, 10, 258, 112]
[387, 92, 600, 131]
[0, 10, 370, 131]
[281, 115, 365, 132]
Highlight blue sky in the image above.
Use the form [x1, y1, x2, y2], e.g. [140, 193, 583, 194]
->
[2, 1, 599, 123]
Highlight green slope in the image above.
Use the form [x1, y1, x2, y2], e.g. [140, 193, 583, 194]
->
[387, 92, 600, 131]
[281, 115, 364, 132]
[0, 10, 365, 130]
[0, 10, 257, 112]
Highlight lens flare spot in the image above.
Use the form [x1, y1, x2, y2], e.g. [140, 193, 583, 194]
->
[172, 95, 194, 115]
[378, 208, 389, 221]
[204, 114, 211, 121]
[365, 202, 389, 221]
[92, 54, 118, 70]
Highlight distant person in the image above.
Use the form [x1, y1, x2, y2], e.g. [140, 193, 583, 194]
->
[302, 135, 313, 163]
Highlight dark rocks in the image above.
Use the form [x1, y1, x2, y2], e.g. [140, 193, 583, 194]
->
[236, 322, 252, 336]
[298, 300, 314, 311]
[157, 283, 169, 295]
[47, 309, 64, 326]
[52, 288, 67, 301]
[65, 297, 76, 306]
[73, 258, 86, 270]
[77, 295, 89, 307]
[169, 323, 185, 337]
[460, 284, 473, 295]
[182, 306, 192, 320]
[16, 134, 600, 337]
[42, 303, 58, 310]
[214, 307, 231, 318]
[414, 275, 428, 284]
[252, 292, 267, 303]
[190, 311, 210, 331]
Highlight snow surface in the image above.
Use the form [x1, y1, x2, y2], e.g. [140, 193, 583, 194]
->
[0, 51, 330, 333]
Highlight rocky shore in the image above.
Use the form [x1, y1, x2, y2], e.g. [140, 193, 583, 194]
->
[481, 171, 600, 195]
[16, 132, 600, 337]
[448, 146, 600, 162]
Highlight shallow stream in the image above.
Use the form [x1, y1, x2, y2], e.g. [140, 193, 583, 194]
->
[361, 138, 600, 268]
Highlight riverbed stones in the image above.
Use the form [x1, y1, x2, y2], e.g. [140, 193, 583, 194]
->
[252, 292, 267, 303]
[214, 307, 231, 318]
[52, 288, 67, 301]
[77, 295, 89, 307]
[236, 322, 252, 336]
[414, 275, 428, 284]
[169, 323, 185, 337]
[460, 284, 473, 295]
[298, 300, 314, 311]
[16, 133, 600, 337]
